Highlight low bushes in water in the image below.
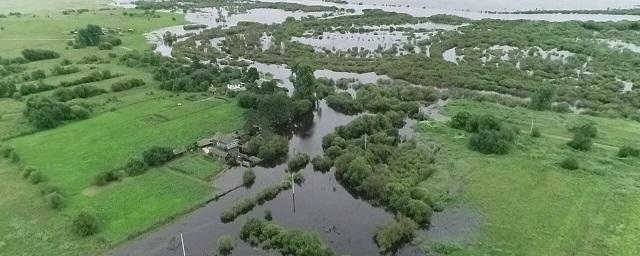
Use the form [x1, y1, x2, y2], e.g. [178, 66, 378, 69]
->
[287, 153, 310, 172]
[239, 218, 335, 256]
[242, 168, 256, 187]
[311, 155, 333, 172]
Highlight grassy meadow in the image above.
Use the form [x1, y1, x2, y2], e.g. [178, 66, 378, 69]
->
[0, 2, 247, 255]
[419, 100, 640, 256]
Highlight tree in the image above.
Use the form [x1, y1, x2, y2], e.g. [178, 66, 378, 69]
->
[468, 127, 514, 155]
[291, 63, 317, 101]
[287, 153, 310, 172]
[311, 155, 333, 172]
[142, 146, 174, 166]
[257, 92, 294, 128]
[24, 96, 75, 129]
[529, 85, 555, 111]
[244, 67, 259, 82]
[216, 235, 234, 256]
[72, 211, 99, 236]
[75, 24, 103, 47]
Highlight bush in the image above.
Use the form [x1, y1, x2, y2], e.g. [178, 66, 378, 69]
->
[44, 192, 65, 209]
[530, 127, 541, 138]
[220, 198, 257, 223]
[124, 158, 148, 176]
[468, 126, 515, 155]
[242, 168, 256, 186]
[21, 49, 60, 61]
[111, 78, 145, 92]
[72, 211, 99, 236]
[216, 235, 234, 256]
[142, 146, 175, 166]
[264, 209, 273, 220]
[40, 184, 61, 196]
[98, 42, 113, 50]
[94, 170, 120, 186]
[311, 155, 333, 172]
[287, 153, 310, 172]
[31, 69, 46, 80]
[28, 171, 45, 184]
[0, 145, 13, 158]
[560, 156, 580, 170]
[567, 130, 593, 151]
[617, 145, 639, 158]
[22, 166, 35, 178]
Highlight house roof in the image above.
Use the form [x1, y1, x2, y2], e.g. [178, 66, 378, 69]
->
[213, 132, 238, 144]
[196, 138, 213, 147]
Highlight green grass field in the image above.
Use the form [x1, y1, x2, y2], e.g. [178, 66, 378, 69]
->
[0, 2, 245, 254]
[167, 153, 225, 181]
[419, 100, 640, 256]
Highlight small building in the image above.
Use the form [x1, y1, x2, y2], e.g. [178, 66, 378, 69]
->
[196, 138, 213, 148]
[173, 147, 187, 156]
[226, 80, 246, 92]
[213, 132, 240, 151]
[209, 147, 229, 160]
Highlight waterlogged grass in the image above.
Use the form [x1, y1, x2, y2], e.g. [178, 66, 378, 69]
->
[167, 153, 224, 181]
[420, 100, 640, 256]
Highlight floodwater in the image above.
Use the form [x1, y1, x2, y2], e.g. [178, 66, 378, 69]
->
[292, 31, 430, 54]
[110, 99, 427, 256]
[258, 0, 640, 21]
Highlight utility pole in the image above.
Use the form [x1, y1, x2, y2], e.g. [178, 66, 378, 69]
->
[291, 172, 296, 213]
[180, 233, 186, 256]
[364, 134, 368, 151]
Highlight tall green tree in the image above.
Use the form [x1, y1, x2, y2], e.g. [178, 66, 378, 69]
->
[75, 24, 103, 47]
[291, 63, 316, 101]
[529, 85, 555, 111]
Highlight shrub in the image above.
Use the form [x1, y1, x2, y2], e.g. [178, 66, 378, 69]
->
[94, 170, 120, 186]
[124, 158, 148, 176]
[560, 156, 580, 170]
[142, 146, 174, 166]
[28, 171, 45, 184]
[311, 155, 333, 172]
[567, 131, 593, 151]
[21, 49, 60, 61]
[325, 93, 363, 114]
[529, 85, 555, 111]
[44, 192, 65, 209]
[216, 235, 234, 256]
[287, 153, 310, 172]
[72, 211, 99, 236]
[242, 168, 256, 186]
